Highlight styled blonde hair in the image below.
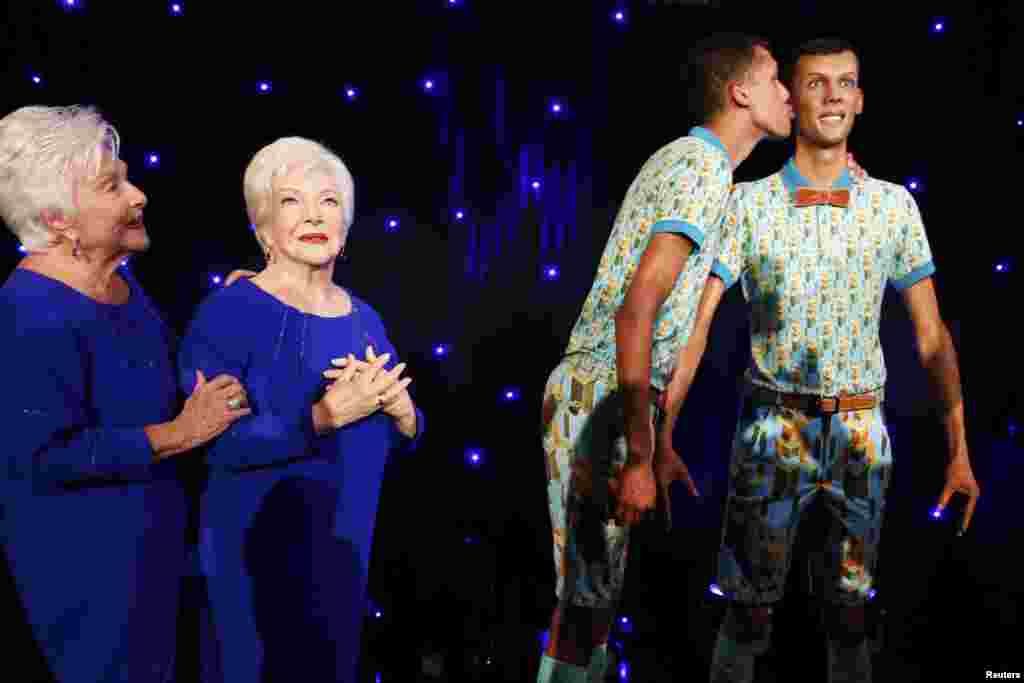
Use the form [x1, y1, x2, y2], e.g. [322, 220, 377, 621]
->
[0, 105, 120, 251]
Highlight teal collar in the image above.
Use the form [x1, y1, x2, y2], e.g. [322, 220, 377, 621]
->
[781, 156, 852, 193]
[689, 126, 730, 163]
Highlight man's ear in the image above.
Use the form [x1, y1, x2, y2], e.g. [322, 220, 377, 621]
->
[728, 79, 751, 109]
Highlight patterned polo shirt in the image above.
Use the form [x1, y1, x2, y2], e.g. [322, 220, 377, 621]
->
[563, 127, 734, 391]
[712, 158, 935, 397]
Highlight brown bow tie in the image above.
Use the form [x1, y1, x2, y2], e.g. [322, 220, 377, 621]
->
[793, 187, 850, 208]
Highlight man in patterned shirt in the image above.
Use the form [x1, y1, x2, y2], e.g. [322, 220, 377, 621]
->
[537, 34, 794, 682]
[656, 37, 981, 682]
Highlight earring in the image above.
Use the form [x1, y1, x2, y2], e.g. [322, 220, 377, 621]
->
[72, 238, 81, 261]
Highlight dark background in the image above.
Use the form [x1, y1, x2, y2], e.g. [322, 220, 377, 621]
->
[1, 1, 1021, 680]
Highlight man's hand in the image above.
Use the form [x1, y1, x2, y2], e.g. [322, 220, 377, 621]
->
[653, 439, 700, 531]
[847, 152, 867, 182]
[609, 462, 656, 526]
[936, 452, 981, 534]
[225, 269, 259, 286]
[624, 414, 655, 465]
[900, 279, 978, 535]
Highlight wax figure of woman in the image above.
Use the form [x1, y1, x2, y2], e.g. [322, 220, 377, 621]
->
[179, 137, 424, 682]
[0, 105, 249, 682]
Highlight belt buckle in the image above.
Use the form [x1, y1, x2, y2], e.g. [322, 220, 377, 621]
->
[818, 396, 838, 414]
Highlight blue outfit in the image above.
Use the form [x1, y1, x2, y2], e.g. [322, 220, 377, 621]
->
[0, 267, 186, 683]
[178, 279, 424, 683]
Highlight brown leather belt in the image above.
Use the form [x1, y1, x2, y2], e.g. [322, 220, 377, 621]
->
[747, 384, 878, 415]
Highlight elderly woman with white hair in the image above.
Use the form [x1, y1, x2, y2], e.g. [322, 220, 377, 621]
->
[178, 136, 424, 681]
[0, 105, 250, 682]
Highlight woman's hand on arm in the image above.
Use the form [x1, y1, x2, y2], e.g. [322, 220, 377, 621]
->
[145, 370, 251, 460]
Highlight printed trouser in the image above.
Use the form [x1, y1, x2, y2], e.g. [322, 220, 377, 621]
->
[716, 397, 893, 606]
[541, 360, 661, 609]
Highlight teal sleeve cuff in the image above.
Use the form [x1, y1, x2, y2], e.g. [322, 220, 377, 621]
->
[651, 219, 705, 251]
[710, 260, 738, 289]
[891, 261, 935, 290]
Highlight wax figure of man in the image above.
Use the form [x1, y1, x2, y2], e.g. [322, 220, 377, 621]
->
[655, 38, 980, 683]
[535, 33, 794, 682]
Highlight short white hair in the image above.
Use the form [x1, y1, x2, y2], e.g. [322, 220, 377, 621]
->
[0, 105, 120, 252]
[243, 137, 355, 253]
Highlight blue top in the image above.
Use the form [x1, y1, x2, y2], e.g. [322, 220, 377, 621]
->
[177, 279, 423, 682]
[0, 267, 186, 683]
